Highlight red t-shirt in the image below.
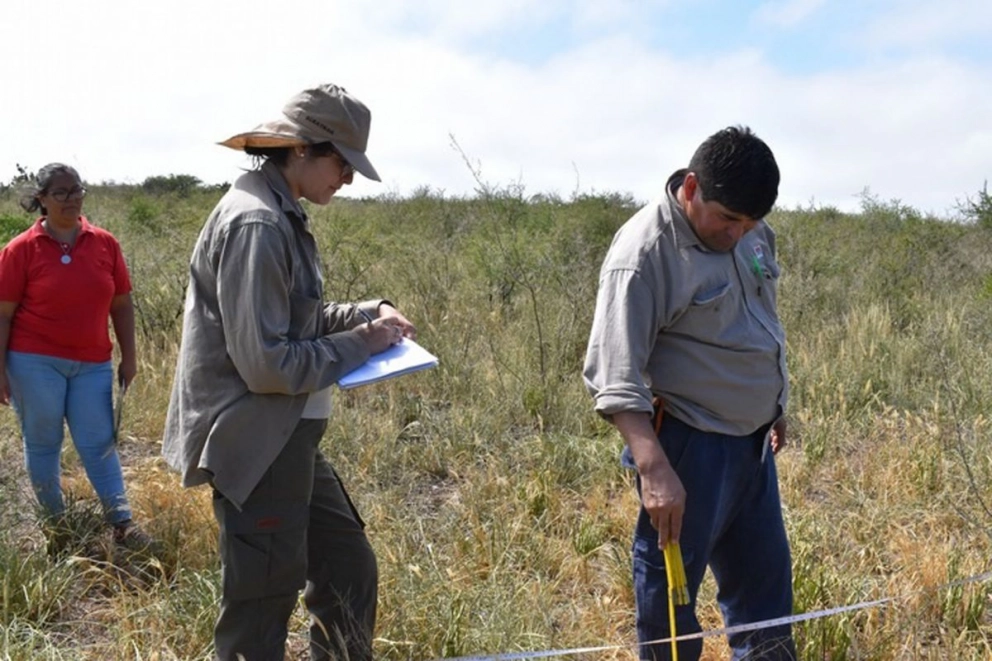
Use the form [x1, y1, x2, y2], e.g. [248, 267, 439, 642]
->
[0, 216, 132, 362]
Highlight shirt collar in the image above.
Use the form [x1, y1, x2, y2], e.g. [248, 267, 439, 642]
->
[29, 216, 97, 239]
[664, 169, 704, 250]
[260, 160, 308, 224]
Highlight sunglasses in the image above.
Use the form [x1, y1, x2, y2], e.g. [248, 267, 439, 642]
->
[331, 149, 355, 178]
[48, 186, 87, 203]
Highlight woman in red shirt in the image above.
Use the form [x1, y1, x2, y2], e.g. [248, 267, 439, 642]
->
[0, 163, 155, 555]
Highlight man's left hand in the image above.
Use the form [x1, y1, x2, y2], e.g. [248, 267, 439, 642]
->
[770, 417, 787, 454]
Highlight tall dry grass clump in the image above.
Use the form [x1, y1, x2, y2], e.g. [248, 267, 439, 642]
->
[0, 182, 989, 659]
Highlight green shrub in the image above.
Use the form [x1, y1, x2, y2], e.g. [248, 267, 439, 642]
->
[126, 197, 160, 232]
[141, 174, 203, 197]
[0, 213, 30, 245]
[958, 181, 992, 229]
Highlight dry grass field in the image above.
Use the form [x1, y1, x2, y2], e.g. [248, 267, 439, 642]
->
[0, 181, 990, 660]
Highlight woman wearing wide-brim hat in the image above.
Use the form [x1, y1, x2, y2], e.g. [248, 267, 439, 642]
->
[164, 84, 415, 661]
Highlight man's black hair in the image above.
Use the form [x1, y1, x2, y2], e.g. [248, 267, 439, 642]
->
[687, 126, 780, 219]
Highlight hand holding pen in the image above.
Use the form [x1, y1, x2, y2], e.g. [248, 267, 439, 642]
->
[355, 306, 416, 354]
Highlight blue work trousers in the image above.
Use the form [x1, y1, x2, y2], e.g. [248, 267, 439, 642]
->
[626, 413, 796, 660]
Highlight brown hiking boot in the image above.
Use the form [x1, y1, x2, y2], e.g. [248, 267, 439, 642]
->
[112, 521, 163, 558]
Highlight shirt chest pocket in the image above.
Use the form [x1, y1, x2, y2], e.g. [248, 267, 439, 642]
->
[668, 281, 738, 339]
[691, 282, 731, 306]
[288, 292, 322, 340]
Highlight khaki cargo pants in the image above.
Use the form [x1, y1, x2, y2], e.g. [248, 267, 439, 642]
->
[212, 418, 377, 661]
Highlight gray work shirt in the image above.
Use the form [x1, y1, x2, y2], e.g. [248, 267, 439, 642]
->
[163, 161, 384, 508]
[583, 170, 787, 436]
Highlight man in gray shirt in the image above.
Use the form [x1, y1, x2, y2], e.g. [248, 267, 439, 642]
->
[584, 126, 795, 660]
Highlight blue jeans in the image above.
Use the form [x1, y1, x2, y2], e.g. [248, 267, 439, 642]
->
[625, 414, 796, 661]
[6, 351, 131, 525]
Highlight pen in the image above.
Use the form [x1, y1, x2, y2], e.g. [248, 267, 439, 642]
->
[750, 255, 763, 278]
[357, 307, 374, 328]
[750, 256, 765, 297]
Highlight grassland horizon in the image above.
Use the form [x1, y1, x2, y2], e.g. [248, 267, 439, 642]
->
[0, 177, 990, 660]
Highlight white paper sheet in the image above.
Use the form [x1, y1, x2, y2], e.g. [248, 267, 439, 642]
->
[338, 338, 439, 390]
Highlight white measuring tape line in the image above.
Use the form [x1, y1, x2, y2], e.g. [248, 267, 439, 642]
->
[434, 570, 992, 661]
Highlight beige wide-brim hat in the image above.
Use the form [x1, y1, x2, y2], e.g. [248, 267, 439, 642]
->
[220, 84, 381, 182]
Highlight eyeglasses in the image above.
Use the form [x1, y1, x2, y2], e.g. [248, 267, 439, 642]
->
[48, 186, 87, 202]
[331, 150, 355, 178]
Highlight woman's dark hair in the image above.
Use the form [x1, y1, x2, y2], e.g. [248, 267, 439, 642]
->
[18, 163, 82, 215]
[687, 126, 780, 220]
[244, 142, 339, 169]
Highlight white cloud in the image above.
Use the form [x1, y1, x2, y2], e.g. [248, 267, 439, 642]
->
[754, 0, 827, 28]
[364, 0, 672, 42]
[369, 0, 559, 40]
[855, 0, 992, 50]
[759, 55, 992, 213]
[0, 0, 988, 215]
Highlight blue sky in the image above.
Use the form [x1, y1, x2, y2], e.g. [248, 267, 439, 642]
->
[1, 0, 989, 214]
[450, 1, 988, 74]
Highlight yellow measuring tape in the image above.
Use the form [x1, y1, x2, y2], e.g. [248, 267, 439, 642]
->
[663, 542, 690, 661]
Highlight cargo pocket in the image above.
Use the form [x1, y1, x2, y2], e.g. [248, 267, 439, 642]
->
[215, 495, 309, 601]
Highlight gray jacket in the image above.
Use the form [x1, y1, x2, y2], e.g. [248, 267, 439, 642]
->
[163, 162, 383, 508]
[583, 170, 788, 436]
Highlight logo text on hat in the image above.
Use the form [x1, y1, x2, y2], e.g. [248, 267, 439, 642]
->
[303, 115, 336, 135]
